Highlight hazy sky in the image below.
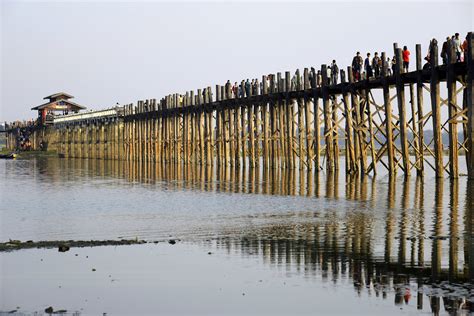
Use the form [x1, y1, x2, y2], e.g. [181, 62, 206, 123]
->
[1, 0, 472, 122]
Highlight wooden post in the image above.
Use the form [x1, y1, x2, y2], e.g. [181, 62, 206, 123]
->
[395, 47, 411, 176]
[466, 32, 474, 179]
[312, 73, 321, 171]
[430, 40, 444, 178]
[262, 75, 269, 168]
[277, 72, 286, 168]
[248, 82, 255, 168]
[382, 52, 395, 175]
[321, 65, 334, 171]
[415, 44, 425, 176]
[303, 68, 313, 171]
[296, 69, 305, 170]
[447, 40, 459, 178]
[342, 69, 356, 173]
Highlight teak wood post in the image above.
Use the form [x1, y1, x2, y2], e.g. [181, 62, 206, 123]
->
[262, 75, 269, 168]
[321, 65, 334, 171]
[215, 85, 222, 166]
[313, 84, 321, 172]
[253, 84, 260, 168]
[284, 71, 293, 169]
[365, 87, 377, 176]
[277, 72, 286, 168]
[240, 81, 247, 169]
[197, 89, 204, 165]
[429, 40, 444, 178]
[296, 69, 305, 170]
[332, 89, 340, 171]
[446, 40, 459, 178]
[415, 44, 425, 176]
[395, 47, 411, 176]
[303, 68, 313, 171]
[342, 69, 355, 173]
[234, 94, 241, 168]
[269, 75, 278, 169]
[466, 32, 474, 179]
[248, 82, 255, 168]
[382, 52, 396, 176]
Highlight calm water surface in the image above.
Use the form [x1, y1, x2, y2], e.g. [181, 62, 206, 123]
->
[1, 157, 473, 315]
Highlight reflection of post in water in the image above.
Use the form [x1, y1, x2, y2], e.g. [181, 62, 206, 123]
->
[306, 169, 313, 197]
[398, 179, 409, 265]
[449, 179, 459, 280]
[465, 180, 474, 281]
[431, 177, 443, 280]
[384, 177, 396, 263]
[414, 177, 425, 267]
[325, 171, 334, 199]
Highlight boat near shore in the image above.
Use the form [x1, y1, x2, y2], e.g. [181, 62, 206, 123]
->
[0, 152, 17, 159]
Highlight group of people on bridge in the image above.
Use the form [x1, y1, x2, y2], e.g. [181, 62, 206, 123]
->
[165, 32, 472, 110]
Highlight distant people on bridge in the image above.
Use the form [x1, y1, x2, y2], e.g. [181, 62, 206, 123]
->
[364, 53, 373, 78]
[245, 79, 251, 97]
[462, 35, 468, 62]
[309, 67, 316, 88]
[326, 65, 331, 85]
[391, 56, 397, 75]
[316, 70, 322, 87]
[386, 57, 392, 76]
[352, 52, 363, 81]
[252, 79, 259, 95]
[453, 33, 463, 62]
[330, 60, 339, 85]
[402, 46, 410, 73]
[441, 37, 450, 65]
[225, 80, 232, 98]
[372, 53, 381, 78]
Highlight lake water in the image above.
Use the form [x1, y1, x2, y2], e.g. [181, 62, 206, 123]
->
[1, 157, 473, 315]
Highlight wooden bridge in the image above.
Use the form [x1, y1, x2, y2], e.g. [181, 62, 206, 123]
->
[6, 33, 474, 179]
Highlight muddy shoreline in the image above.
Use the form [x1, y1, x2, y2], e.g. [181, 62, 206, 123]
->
[0, 239, 176, 252]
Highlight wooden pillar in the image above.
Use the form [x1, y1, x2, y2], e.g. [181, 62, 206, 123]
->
[382, 52, 395, 175]
[466, 32, 474, 179]
[262, 75, 269, 168]
[240, 81, 247, 168]
[447, 40, 459, 178]
[248, 84, 255, 168]
[415, 44, 425, 176]
[312, 74, 321, 171]
[303, 68, 313, 171]
[430, 40, 444, 178]
[395, 47, 411, 176]
[321, 65, 334, 171]
[342, 69, 356, 173]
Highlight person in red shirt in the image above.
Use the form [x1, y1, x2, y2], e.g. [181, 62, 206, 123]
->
[402, 46, 410, 73]
[402, 46, 410, 72]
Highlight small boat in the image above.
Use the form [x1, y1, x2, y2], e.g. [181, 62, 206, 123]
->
[0, 153, 17, 159]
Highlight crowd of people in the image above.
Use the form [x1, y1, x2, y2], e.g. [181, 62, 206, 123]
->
[185, 32, 470, 100]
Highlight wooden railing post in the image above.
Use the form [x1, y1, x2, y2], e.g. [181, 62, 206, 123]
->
[466, 32, 474, 179]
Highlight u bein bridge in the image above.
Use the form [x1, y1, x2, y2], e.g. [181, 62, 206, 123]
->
[5, 33, 474, 179]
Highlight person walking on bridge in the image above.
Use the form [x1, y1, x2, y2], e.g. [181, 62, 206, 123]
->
[352, 52, 363, 81]
[453, 33, 462, 62]
[245, 79, 251, 97]
[364, 53, 373, 78]
[402, 46, 410, 73]
[331, 60, 339, 85]
[372, 53, 381, 78]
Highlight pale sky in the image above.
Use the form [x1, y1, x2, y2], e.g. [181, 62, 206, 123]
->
[1, 0, 473, 122]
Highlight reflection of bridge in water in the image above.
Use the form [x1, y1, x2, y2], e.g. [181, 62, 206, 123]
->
[12, 157, 474, 313]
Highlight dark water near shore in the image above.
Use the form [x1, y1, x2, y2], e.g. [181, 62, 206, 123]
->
[1, 157, 474, 315]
